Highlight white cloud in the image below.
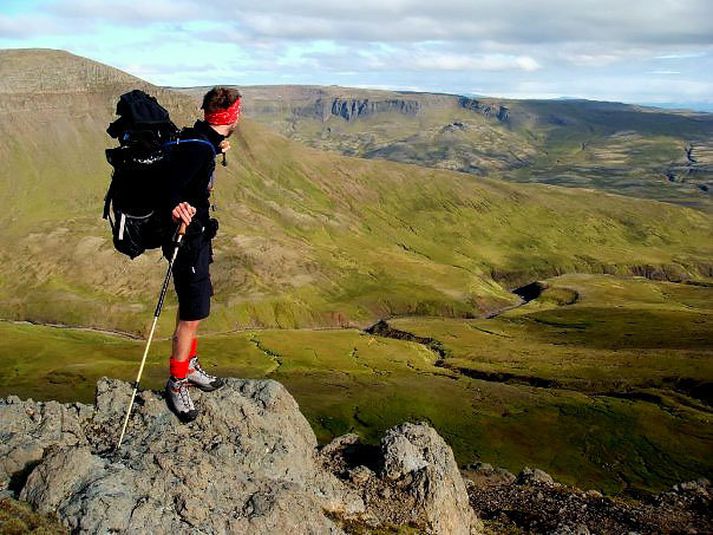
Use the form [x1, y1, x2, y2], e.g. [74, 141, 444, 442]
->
[10, 0, 712, 45]
[0, 13, 64, 37]
[411, 53, 540, 72]
[218, 0, 713, 45]
[1, 0, 712, 106]
[655, 52, 707, 60]
[559, 52, 623, 67]
[48, 0, 202, 23]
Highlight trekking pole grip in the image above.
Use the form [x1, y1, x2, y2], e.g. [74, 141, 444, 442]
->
[175, 221, 187, 244]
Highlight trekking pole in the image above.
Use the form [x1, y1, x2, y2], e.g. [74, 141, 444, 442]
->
[116, 222, 187, 450]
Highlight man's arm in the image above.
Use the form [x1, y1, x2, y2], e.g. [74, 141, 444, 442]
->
[164, 144, 206, 225]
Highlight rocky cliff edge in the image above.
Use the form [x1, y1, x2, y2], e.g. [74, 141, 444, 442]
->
[0, 378, 482, 534]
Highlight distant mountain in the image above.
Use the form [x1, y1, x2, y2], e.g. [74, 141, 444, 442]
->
[1, 49, 712, 335]
[173, 85, 713, 212]
[640, 102, 713, 113]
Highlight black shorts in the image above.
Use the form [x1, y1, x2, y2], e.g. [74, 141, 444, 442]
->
[164, 226, 214, 321]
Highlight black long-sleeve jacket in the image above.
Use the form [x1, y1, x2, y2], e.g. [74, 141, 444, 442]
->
[163, 120, 225, 225]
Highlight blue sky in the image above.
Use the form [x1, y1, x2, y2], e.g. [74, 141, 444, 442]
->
[1, 0, 712, 110]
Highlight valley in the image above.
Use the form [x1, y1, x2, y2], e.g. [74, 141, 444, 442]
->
[2, 273, 710, 496]
[0, 49, 711, 500]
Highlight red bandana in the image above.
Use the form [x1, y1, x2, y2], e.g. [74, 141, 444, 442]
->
[204, 98, 241, 126]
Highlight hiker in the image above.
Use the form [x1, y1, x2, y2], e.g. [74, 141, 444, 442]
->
[164, 87, 242, 422]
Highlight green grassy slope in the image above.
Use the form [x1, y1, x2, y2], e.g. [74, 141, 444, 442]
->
[1, 50, 712, 337]
[204, 86, 713, 211]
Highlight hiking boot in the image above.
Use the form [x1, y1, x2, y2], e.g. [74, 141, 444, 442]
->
[186, 356, 225, 392]
[165, 377, 199, 423]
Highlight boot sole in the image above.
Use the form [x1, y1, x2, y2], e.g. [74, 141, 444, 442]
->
[175, 410, 199, 423]
[190, 380, 226, 392]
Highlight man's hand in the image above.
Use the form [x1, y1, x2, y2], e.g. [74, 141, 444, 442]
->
[172, 202, 196, 226]
[219, 140, 231, 153]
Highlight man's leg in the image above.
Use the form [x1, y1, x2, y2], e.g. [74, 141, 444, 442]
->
[166, 314, 201, 422]
[165, 234, 222, 422]
[169, 316, 201, 379]
[178, 314, 225, 392]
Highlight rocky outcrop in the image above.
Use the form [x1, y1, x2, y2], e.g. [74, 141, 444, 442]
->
[381, 424, 481, 533]
[289, 97, 421, 122]
[458, 97, 509, 122]
[293, 97, 331, 121]
[330, 98, 420, 121]
[1, 378, 482, 534]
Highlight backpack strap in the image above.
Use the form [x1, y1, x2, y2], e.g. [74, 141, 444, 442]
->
[162, 138, 217, 156]
[103, 175, 116, 220]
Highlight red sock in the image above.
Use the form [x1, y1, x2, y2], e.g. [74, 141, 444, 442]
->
[169, 357, 190, 380]
[189, 338, 198, 358]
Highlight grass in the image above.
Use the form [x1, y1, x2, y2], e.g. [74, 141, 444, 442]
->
[1, 274, 711, 496]
[392, 274, 713, 394]
[0, 497, 67, 535]
[1, 53, 712, 335]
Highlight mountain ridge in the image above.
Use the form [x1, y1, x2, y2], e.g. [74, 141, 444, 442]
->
[182, 83, 713, 211]
[0, 48, 711, 335]
[0, 48, 149, 94]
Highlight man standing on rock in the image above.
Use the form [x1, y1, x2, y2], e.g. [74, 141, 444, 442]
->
[164, 87, 242, 422]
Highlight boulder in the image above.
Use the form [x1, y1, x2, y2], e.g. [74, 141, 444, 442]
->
[0, 395, 92, 491]
[4, 378, 359, 533]
[518, 466, 556, 486]
[2, 379, 481, 534]
[381, 423, 483, 534]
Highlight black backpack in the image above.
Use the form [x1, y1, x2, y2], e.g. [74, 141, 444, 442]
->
[103, 90, 215, 259]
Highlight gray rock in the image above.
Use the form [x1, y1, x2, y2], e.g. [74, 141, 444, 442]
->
[677, 478, 710, 495]
[552, 524, 591, 535]
[494, 467, 517, 484]
[518, 466, 556, 486]
[381, 422, 483, 534]
[330, 98, 420, 121]
[4, 380, 481, 534]
[348, 465, 374, 485]
[7, 378, 357, 534]
[0, 395, 92, 491]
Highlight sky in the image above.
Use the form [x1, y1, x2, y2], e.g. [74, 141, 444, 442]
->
[1, 0, 712, 110]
